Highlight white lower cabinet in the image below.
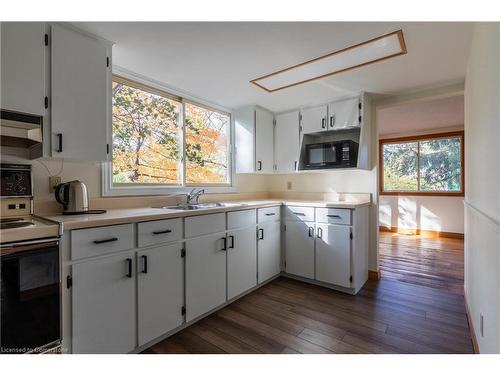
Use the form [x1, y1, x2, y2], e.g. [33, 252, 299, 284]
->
[257, 221, 281, 283]
[284, 221, 315, 279]
[185, 233, 227, 322]
[71, 251, 135, 353]
[137, 243, 183, 346]
[66, 204, 367, 353]
[227, 226, 257, 299]
[315, 223, 351, 287]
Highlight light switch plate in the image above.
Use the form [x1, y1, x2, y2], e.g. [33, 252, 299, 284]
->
[49, 176, 61, 193]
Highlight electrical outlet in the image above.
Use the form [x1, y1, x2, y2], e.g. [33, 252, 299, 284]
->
[49, 176, 61, 193]
[287, 181, 293, 190]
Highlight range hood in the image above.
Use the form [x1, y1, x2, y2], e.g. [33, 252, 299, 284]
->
[0, 110, 43, 159]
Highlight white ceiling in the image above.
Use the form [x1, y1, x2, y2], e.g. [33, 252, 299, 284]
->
[73, 22, 474, 113]
[377, 95, 464, 136]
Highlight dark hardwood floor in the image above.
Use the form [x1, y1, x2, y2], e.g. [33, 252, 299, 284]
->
[379, 231, 465, 294]
[143, 232, 473, 354]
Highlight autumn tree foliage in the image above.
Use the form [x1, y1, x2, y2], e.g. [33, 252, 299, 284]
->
[112, 80, 229, 185]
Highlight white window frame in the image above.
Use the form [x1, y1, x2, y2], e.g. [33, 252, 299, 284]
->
[102, 66, 235, 196]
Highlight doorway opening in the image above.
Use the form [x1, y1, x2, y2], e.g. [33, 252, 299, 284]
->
[376, 93, 465, 294]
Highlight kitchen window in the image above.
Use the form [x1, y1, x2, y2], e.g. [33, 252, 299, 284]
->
[107, 75, 232, 194]
[379, 131, 464, 196]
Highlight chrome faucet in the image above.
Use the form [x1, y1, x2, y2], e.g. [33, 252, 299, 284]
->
[186, 188, 205, 204]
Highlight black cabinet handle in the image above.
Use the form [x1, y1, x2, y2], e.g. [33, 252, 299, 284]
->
[228, 235, 235, 249]
[141, 255, 148, 274]
[330, 115, 334, 127]
[327, 214, 342, 219]
[258, 228, 264, 240]
[257, 161, 262, 171]
[152, 229, 172, 235]
[126, 258, 132, 278]
[293, 212, 306, 216]
[56, 133, 63, 152]
[308, 227, 314, 237]
[294, 161, 297, 171]
[321, 118, 326, 129]
[265, 213, 276, 216]
[221, 237, 227, 251]
[93, 237, 118, 244]
[317, 227, 323, 239]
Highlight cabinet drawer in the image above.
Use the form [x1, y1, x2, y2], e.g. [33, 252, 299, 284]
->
[185, 213, 225, 238]
[285, 206, 315, 222]
[138, 218, 183, 247]
[257, 206, 281, 223]
[227, 209, 256, 230]
[71, 224, 135, 260]
[316, 208, 351, 225]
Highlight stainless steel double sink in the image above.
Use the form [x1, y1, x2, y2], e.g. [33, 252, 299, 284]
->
[154, 202, 242, 211]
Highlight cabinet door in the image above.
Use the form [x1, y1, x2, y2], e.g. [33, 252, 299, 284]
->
[300, 105, 328, 134]
[72, 252, 135, 353]
[257, 221, 281, 283]
[227, 227, 257, 299]
[315, 223, 351, 287]
[137, 243, 183, 346]
[285, 221, 315, 279]
[255, 108, 274, 173]
[51, 24, 109, 160]
[185, 233, 227, 322]
[275, 111, 300, 173]
[328, 97, 360, 130]
[1, 22, 46, 115]
[234, 107, 256, 173]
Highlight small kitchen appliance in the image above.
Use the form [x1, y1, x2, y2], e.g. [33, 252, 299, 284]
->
[54, 180, 105, 215]
[304, 139, 359, 170]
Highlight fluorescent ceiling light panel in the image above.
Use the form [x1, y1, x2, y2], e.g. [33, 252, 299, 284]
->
[251, 30, 407, 92]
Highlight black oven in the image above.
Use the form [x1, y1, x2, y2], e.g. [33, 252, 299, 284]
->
[304, 140, 358, 169]
[1, 239, 61, 354]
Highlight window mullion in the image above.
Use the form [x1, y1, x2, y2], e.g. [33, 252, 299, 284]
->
[417, 141, 421, 192]
[181, 99, 187, 187]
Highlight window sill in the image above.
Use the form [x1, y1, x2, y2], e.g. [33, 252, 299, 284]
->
[101, 162, 236, 196]
[380, 191, 464, 197]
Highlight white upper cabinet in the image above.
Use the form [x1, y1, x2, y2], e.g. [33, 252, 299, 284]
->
[234, 106, 274, 174]
[300, 104, 328, 134]
[274, 111, 300, 173]
[255, 108, 274, 173]
[51, 24, 110, 160]
[1, 22, 46, 116]
[327, 97, 360, 130]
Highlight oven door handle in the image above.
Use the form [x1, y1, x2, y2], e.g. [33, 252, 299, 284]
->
[0, 239, 59, 256]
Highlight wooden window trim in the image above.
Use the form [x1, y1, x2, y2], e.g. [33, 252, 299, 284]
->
[379, 131, 465, 197]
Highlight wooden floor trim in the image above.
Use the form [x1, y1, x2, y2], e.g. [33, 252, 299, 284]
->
[379, 226, 464, 239]
[464, 291, 480, 354]
[368, 270, 380, 281]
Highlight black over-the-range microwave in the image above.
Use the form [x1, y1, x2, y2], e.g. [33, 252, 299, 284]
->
[304, 140, 359, 169]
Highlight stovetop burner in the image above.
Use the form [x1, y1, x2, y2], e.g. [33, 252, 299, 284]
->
[1, 221, 34, 229]
[0, 217, 25, 223]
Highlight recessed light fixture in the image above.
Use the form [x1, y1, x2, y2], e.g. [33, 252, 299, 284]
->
[250, 30, 407, 92]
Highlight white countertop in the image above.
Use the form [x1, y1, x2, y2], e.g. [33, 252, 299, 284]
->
[44, 199, 371, 231]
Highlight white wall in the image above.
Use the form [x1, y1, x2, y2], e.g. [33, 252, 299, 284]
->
[0, 155, 270, 200]
[379, 196, 464, 234]
[464, 22, 500, 353]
